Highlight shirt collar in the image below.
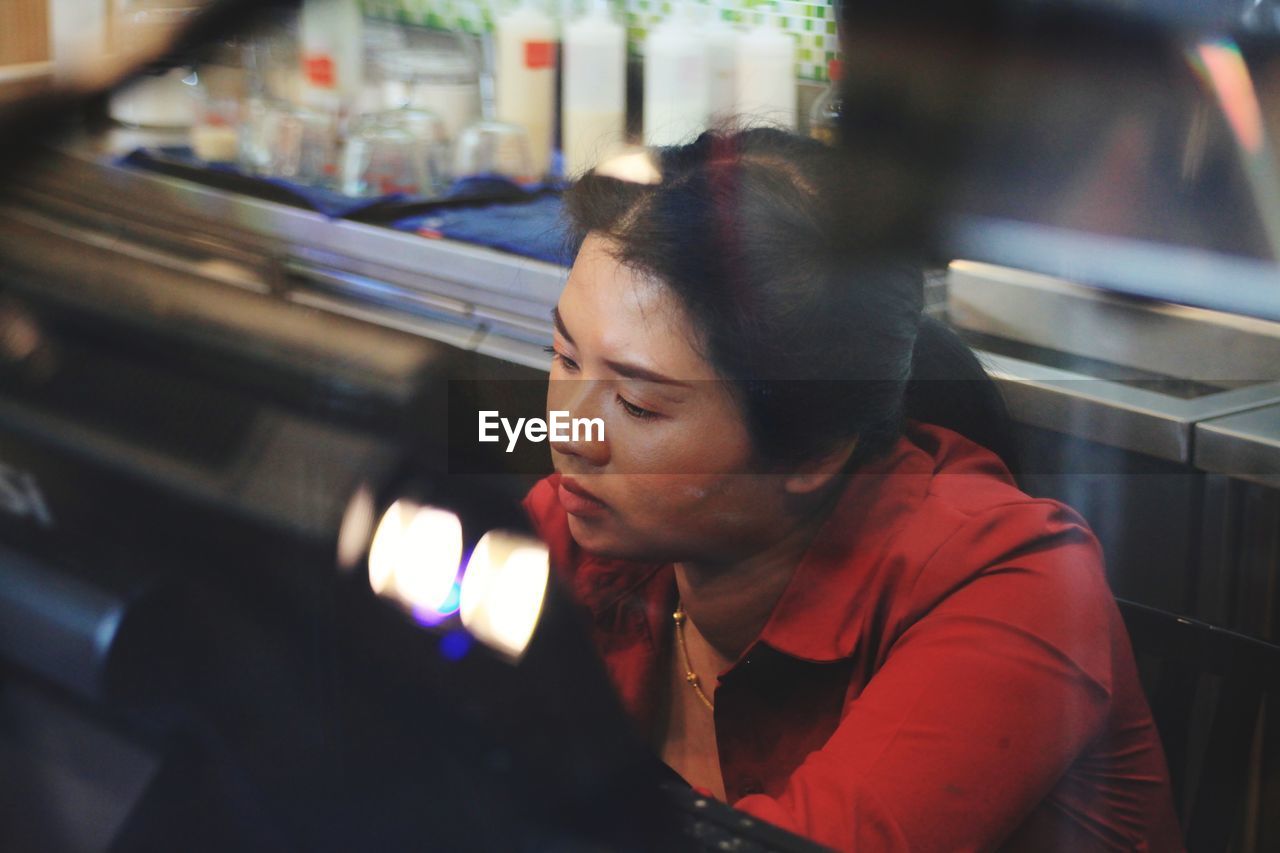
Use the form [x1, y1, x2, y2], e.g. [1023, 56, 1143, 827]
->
[578, 426, 969, 664]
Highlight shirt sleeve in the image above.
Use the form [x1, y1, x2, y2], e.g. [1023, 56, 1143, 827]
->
[733, 502, 1118, 852]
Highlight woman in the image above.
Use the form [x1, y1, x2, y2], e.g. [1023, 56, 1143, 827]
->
[522, 129, 1182, 851]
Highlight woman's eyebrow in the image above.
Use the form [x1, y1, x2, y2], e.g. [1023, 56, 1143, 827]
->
[603, 359, 691, 389]
[552, 308, 690, 389]
[551, 307, 575, 345]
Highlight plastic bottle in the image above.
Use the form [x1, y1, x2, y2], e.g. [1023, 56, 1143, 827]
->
[495, 0, 557, 178]
[643, 5, 710, 146]
[734, 10, 796, 130]
[298, 0, 365, 115]
[808, 57, 843, 145]
[701, 9, 739, 127]
[561, 0, 626, 176]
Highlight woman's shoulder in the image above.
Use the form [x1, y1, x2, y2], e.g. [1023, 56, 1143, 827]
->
[886, 423, 1116, 675]
[902, 420, 1093, 540]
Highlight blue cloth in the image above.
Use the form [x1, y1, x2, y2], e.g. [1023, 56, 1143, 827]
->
[445, 174, 565, 198]
[118, 147, 412, 218]
[393, 195, 569, 265]
[118, 147, 570, 262]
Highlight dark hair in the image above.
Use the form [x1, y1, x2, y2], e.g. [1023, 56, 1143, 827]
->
[563, 128, 1017, 474]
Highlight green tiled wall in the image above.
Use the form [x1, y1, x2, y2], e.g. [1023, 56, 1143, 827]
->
[360, 0, 839, 81]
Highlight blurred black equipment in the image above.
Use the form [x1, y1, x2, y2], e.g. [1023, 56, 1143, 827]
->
[0, 272, 830, 847]
[0, 226, 677, 850]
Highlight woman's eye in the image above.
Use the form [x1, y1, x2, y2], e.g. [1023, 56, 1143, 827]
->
[617, 395, 656, 420]
[543, 345, 580, 372]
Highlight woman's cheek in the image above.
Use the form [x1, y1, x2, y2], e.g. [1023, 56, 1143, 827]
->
[662, 410, 748, 475]
[609, 415, 691, 475]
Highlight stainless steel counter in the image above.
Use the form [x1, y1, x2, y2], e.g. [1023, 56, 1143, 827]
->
[1197, 404, 1280, 490]
[947, 261, 1280, 467]
[3, 132, 567, 372]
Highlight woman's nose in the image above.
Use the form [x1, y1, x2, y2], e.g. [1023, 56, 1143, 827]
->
[547, 379, 609, 467]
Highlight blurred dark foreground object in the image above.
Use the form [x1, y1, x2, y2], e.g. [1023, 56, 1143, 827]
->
[0, 0, 301, 187]
[837, 0, 1280, 321]
[0, 231, 685, 849]
[0, 298, 826, 851]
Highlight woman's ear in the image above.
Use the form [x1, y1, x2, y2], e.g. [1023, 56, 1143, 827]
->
[782, 437, 859, 495]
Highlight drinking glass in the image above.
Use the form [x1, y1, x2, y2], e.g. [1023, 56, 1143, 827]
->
[242, 100, 339, 186]
[452, 120, 535, 184]
[450, 30, 535, 185]
[338, 41, 461, 198]
[339, 107, 449, 197]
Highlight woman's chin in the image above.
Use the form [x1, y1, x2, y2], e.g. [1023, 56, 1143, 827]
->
[566, 515, 645, 562]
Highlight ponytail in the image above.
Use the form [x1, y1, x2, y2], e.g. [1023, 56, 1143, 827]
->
[904, 315, 1020, 476]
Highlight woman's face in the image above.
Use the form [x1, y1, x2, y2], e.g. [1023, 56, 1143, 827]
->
[547, 233, 796, 564]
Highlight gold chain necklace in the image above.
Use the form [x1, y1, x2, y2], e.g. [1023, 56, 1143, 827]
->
[673, 602, 715, 712]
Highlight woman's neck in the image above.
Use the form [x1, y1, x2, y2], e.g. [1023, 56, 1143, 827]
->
[673, 503, 833, 662]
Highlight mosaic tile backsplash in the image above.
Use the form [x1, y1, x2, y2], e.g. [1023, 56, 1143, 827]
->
[360, 0, 839, 81]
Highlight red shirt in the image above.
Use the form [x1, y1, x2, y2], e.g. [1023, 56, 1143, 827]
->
[523, 423, 1183, 852]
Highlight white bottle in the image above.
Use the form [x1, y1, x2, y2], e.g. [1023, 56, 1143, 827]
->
[734, 13, 796, 131]
[643, 6, 710, 146]
[495, 0, 557, 178]
[701, 10, 739, 127]
[298, 0, 365, 115]
[562, 0, 626, 176]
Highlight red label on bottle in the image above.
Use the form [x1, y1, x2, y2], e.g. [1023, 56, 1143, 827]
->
[524, 41, 554, 70]
[304, 55, 335, 88]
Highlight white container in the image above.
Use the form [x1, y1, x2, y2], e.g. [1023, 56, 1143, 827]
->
[109, 68, 198, 128]
[495, 0, 557, 178]
[298, 0, 364, 115]
[702, 12, 738, 127]
[734, 15, 797, 130]
[643, 8, 710, 147]
[562, 0, 626, 176]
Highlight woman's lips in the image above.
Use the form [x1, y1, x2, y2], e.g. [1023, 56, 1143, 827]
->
[558, 477, 609, 518]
